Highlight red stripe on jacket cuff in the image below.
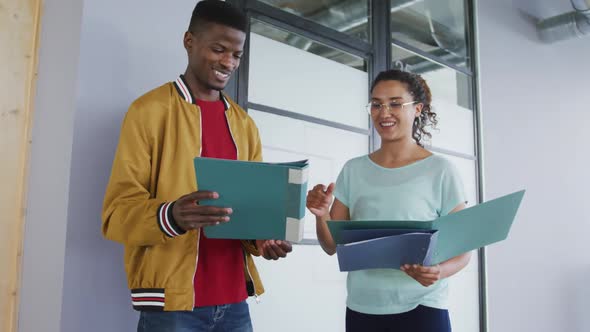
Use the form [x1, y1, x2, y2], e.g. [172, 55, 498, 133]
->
[158, 202, 185, 237]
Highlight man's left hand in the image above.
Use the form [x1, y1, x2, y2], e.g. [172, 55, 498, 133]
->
[255, 240, 292, 260]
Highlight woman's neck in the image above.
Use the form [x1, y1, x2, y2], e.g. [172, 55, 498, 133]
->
[371, 138, 431, 168]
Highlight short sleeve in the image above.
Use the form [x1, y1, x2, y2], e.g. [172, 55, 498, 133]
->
[333, 162, 350, 208]
[440, 161, 466, 216]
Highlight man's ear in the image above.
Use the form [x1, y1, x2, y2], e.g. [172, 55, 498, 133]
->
[183, 31, 193, 51]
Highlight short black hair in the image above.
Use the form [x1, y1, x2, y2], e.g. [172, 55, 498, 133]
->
[188, 0, 248, 34]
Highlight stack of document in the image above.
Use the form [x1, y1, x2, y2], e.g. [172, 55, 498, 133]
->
[194, 157, 309, 242]
[328, 190, 525, 271]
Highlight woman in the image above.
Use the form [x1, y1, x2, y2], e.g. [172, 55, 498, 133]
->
[307, 69, 470, 332]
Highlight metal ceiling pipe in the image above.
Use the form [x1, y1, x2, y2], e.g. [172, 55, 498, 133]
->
[275, 0, 466, 67]
[538, 0, 590, 43]
[285, 0, 421, 50]
[423, 0, 467, 59]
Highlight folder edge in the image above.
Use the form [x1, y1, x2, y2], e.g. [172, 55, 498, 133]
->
[286, 217, 304, 242]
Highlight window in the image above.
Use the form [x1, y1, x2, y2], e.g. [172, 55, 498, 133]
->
[258, 0, 370, 42]
[247, 19, 370, 240]
[227, 1, 483, 331]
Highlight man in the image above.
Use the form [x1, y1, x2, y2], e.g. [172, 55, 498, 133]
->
[101, 1, 292, 331]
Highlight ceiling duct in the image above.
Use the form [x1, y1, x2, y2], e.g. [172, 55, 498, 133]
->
[538, 0, 590, 43]
[263, 0, 467, 69]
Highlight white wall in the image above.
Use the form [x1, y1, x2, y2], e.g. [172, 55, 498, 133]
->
[58, 1, 198, 331]
[24, 0, 589, 331]
[18, 0, 83, 331]
[478, 1, 590, 331]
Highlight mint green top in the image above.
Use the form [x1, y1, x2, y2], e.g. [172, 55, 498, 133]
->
[334, 154, 465, 314]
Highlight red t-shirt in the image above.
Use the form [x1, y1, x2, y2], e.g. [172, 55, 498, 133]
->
[193, 98, 247, 307]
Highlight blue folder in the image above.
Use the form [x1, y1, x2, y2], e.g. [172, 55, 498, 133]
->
[329, 190, 525, 271]
[194, 157, 309, 242]
[336, 230, 439, 271]
[338, 228, 437, 244]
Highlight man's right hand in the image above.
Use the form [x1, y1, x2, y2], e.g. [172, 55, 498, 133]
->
[172, 191, 232, 231]
[306, 183, 335, 219]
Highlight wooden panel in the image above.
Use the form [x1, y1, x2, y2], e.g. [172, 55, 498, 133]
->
[0, 0, 41, 331]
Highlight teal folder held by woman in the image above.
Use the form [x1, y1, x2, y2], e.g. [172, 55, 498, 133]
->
[329, 190, 525, 271]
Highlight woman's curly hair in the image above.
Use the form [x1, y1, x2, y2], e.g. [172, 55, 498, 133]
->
[370, 69, 438, 147]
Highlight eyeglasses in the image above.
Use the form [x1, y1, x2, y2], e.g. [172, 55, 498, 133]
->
[366, 101, 418, 114]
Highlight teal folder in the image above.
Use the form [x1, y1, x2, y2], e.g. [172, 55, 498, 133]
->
[328, 190, 525, 268]
[194, 157, 309, 242]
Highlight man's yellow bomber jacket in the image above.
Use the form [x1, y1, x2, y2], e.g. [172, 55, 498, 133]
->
[102, 75, 264, 311]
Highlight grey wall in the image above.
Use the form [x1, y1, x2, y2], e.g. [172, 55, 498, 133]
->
[59, 0, 197, 331]
[478, 1, 590, 331]
[18, 0, 83, 331]
[21, 0, 590, 331]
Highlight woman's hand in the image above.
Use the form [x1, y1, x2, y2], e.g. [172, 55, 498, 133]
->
[401, 264, 443, 287]
[306, 183, 335, 219]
